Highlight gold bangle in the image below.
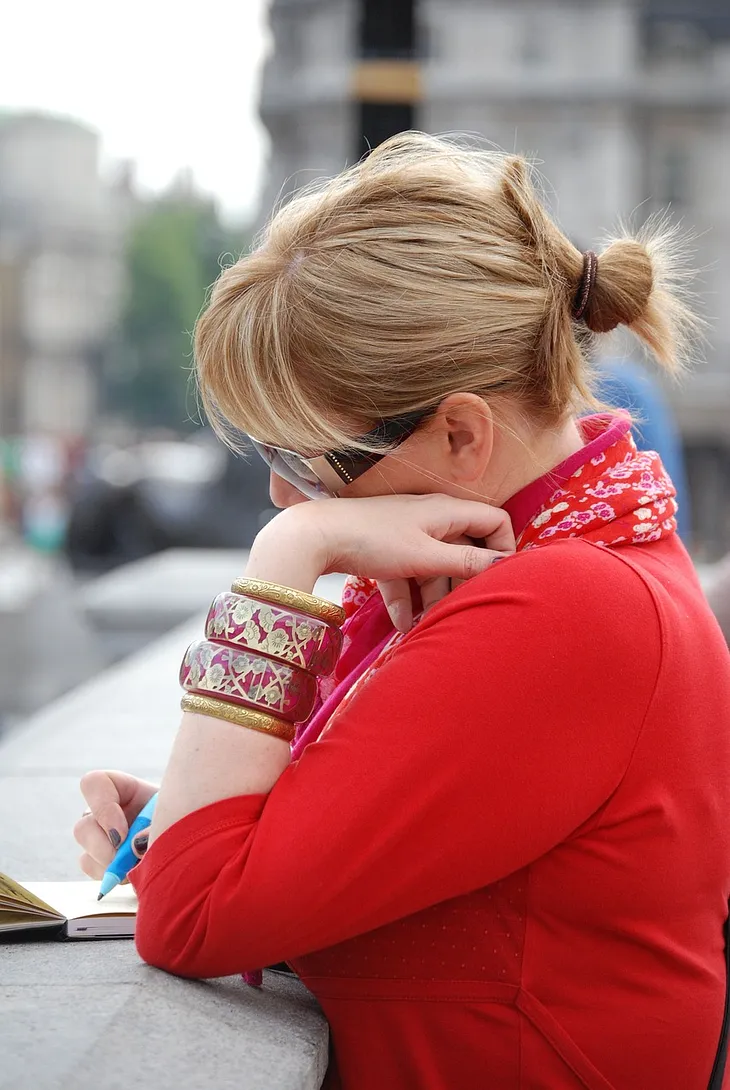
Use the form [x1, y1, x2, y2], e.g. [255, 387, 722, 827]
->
[180, 693, 296, 743]
[230, 577, 346, 628]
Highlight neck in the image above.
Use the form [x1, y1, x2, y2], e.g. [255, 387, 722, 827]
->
[483, 415, 585, 507]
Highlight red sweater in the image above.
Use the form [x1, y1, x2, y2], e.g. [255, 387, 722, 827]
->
[132, 474, 730, 1089]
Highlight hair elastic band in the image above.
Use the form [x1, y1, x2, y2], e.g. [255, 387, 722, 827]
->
[572, 250, 598, 321]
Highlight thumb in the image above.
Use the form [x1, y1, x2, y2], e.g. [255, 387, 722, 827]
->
[132, 831, 150, 860]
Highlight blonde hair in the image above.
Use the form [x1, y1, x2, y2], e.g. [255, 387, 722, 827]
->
[195, 132, 698, 454]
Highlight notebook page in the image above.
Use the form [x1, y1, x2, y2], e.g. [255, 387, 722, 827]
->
[21, 882, 138, 921]
[0, 872, 61, 917]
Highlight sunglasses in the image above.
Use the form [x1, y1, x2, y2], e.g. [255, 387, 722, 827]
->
[249, 408, 435, 500]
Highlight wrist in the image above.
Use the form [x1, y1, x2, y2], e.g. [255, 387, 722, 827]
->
[245, 505, 330, 592]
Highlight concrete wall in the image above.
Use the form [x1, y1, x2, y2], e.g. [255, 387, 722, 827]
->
[0, 116, 103, 227]
[260, 0, 354, 218]
[423, 0, 635, 86]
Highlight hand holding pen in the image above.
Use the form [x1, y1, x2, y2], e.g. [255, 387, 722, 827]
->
[98, 792, 158, 898]
[74, 771, 160, 895]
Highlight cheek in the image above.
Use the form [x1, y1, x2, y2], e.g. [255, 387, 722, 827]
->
[269, 472, 310, 508]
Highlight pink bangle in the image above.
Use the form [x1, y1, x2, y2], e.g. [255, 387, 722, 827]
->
[205, 592, 342, 676]
[180, 639, 317, 723]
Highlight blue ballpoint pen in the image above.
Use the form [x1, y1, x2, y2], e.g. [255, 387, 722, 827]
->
[97, 792, 159, 900]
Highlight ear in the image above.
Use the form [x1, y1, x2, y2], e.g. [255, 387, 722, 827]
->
[439, 394, 494, 482]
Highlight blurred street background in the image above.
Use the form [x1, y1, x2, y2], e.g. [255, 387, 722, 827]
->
[1, 0, 730, 729]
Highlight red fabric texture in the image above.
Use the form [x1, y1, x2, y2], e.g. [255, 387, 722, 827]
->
[131, 416, 730, 1090]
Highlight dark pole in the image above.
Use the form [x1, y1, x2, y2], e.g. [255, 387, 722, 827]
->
[353, 0, 420, 159]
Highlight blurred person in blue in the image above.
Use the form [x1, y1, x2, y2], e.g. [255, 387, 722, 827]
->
[707, 553, 730, 647]
[595, 355, 691, 542]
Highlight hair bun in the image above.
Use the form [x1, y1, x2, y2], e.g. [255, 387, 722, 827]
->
[581, 239, 654, 334]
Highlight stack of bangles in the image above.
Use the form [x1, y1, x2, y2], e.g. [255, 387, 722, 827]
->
[179, 577, 347, 743]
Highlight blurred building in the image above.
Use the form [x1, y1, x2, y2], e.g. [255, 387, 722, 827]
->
[260, 0, 730, 555]
[0, 113, 128, 440]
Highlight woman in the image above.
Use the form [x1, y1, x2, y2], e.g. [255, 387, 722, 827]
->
[75, 134, 730, 1090]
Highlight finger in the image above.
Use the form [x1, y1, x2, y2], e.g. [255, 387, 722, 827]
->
[483, 514, 517, 555]
[423, 497, 516, 555]
[377, 578, 413, 632]
[79, 851, 105, 881]
[79, 771, 131, 844]
[419, 574, 451, 613]
[79, 855, 132, 882]
[79, 770, 157, 842]
[416, 541, 509, 583]
[443, 534, 487, 593]
[132, 831, 149, 860]
[418, 531, 473, 611]
[73, 813, 117, 867]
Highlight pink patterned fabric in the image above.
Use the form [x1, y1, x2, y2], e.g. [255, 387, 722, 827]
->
[206, 592, 342, 677]
[180, 639, 318, 724]
[503, 412, 632, 538]
[517, 414, 677, 550]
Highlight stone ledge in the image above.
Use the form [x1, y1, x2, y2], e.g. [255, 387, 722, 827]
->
[1, 945, 327, 1090]
[0, 562, 340, 1090]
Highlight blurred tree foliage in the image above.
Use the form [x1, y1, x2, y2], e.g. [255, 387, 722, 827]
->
[105, 194, 250, 430]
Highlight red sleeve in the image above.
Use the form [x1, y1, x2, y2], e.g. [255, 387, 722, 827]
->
[131, 540, 662, 978]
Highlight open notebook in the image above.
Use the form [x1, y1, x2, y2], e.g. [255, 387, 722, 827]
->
[0, 872, 137, 938]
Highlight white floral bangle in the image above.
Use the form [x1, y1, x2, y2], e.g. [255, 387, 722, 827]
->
[180, 638, 318, 724]
[205, 592, 342, 676]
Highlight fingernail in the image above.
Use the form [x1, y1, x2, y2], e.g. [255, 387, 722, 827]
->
[108, 829, 122, 850]
[133, 832, 149, 855]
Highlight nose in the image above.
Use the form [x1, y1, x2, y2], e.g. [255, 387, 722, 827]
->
[269, 471, 309, 508]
